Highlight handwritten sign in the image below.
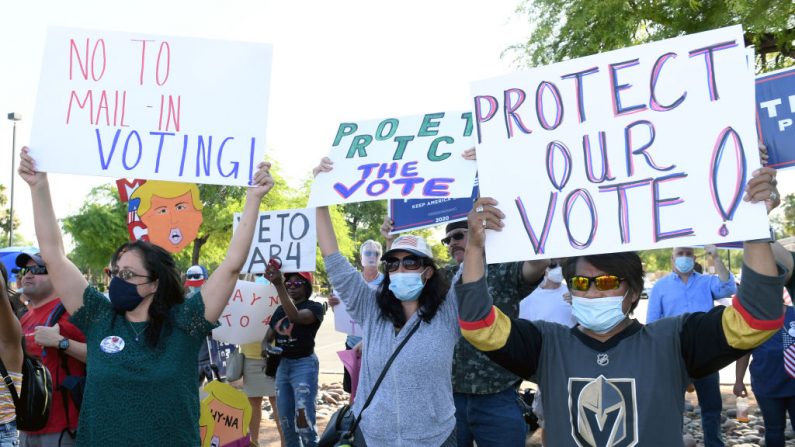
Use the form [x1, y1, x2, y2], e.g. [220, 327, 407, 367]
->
[471, 25, 769, 263]
[756, 67, 795, 169]
[333, 303, 362, 337]
[30, 27, 272, 186]
[389, 178, 479, 233]
[199, 381, 252, 447]
[233, 208, 316, 273]
[212, 280, 279, 345]
[308, 112, 477, 206]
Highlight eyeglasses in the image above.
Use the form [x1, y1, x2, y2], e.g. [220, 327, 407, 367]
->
[106, 268, 151, 281]
[383, 256, 426, 273]
[186, 273, 204, 280]
[362, 251, 379, 257]
[441, 232, 466, 246]
[285, 280, 305, 289]
[569, 275, 624, 292]
[19, 266, 48, 276]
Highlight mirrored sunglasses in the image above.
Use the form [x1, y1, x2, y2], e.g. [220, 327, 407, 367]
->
[19, 266, 48, 276]
[383, 256, 425, 273]
[441, 232, 466, 246]
[569, 275, 624, 292]
[285, 279, 306, 289]
[186, 273, 204, 280]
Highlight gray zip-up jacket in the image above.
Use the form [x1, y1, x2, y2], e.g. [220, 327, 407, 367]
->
[325, 252, 458, 446]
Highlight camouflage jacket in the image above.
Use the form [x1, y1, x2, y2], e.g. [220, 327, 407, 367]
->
[442, 262, 538, 394]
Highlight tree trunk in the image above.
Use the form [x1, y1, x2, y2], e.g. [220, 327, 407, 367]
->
[192, 235, 209, 265]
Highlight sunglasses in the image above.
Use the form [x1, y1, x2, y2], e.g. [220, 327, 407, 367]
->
[441, 232, 466, 246]
[362, 251, 379, 257]
[186, 273, 204, 280]
[569, 275, 624, 292]
[106, 268, 151, 281]
[19, 266, 48, 276]
[285, 280, 305, 289]
[383, 256, 426, 273]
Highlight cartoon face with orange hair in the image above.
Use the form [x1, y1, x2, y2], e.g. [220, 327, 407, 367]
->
[130, 181, 204, 253]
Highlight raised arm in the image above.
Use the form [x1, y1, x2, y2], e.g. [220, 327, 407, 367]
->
[19, 147, 87, 315]
[202, 162, 273, 322]
[264, 263, 317, 325]
[0, 272, 23, 374]
[314, 157, 340, 257]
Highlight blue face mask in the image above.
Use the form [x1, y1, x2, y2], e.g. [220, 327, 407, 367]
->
[571, 294, 627, 334]
[108, 277, 145, 312]
[675, 256, 695, 273]
[388, 272, 426, 301]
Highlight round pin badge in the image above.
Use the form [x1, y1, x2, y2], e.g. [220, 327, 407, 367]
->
[100, 335, 126, 354]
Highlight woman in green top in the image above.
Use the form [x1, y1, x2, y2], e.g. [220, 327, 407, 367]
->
[18, 146, 274, 446]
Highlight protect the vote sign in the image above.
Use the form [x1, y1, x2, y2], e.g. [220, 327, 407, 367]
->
[30, 27, 272, 186]
[212, 280, 279, 345]
[471, 25, 769, 263]
[308, 112, 477, 206]
[756, 67, 795, 169]
[233, 208, 316, 273]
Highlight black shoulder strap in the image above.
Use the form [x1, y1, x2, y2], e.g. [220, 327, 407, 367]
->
[348, 317, 422, 435]
[0, 358, 22, 404]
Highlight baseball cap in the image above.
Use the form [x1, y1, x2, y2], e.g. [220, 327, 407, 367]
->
[445, 220, 468, 234]
[382, 235, 433, 260]
[15, 253, 45, 268]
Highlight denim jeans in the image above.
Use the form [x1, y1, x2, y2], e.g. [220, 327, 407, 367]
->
[756, 396, 795, 447]
[693, 372, 724, 447]
[0, 421, 18, 447]
[276, 354, 319, 447]
[453, 387, 527, 447]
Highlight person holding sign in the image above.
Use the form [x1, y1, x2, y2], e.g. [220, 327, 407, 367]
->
[0, 264, 23, 446]
[18, 146, 274, 446]
[263, 265, 324, 447]
[455, 167, 785, 446]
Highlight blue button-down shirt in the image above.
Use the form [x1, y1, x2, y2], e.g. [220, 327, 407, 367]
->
[646, 271, 736, 322]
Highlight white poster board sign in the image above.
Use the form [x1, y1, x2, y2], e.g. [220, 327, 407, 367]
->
[333, 303, 363, 337]
[233, 208, 317, 273]
[212, 280, 279, 345]
[471, 25, 769, 263]
[31, 27, 272, 186]
[308, 112, 477, 206]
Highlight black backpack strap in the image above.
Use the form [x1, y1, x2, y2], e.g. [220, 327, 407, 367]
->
[347, 318, 422, 437]
[47, 303, 78, 434]
[0, 358, 22, 404]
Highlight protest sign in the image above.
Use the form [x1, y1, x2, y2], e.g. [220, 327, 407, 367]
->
[233, 208, 316, 273]
[756, 67, 795, 169]
[31, 27, 272, 186]
[116, 178, 204, 253]
[308, 112, 477, 206]
[333, 303, 363, 337]
[212, 280, 279, 345]
[471, 25, 769, 263]
[199, 381, 252, 447]
[389, 178, 479, 233]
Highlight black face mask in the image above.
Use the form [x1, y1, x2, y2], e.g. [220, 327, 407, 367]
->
[108, 277, 145, 312]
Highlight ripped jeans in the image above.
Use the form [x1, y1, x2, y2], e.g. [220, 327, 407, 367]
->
[276, 353, 319, 447]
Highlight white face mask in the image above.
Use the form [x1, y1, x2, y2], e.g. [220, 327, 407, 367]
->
[571, 292, 628, 334]
[547, 266, 564, 283]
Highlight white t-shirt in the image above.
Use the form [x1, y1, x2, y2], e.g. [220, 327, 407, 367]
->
[518, 283, 576, 327]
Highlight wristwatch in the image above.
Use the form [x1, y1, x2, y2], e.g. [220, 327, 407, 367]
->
[58, 338, 70, 351]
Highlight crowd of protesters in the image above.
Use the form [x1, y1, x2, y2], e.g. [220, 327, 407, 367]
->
[0, 141, 791, 447]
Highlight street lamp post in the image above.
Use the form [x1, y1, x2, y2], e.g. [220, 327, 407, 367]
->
[7, 112, 21, 247]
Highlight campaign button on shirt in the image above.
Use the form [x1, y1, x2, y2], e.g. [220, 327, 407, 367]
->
[100, 335, 125, 354]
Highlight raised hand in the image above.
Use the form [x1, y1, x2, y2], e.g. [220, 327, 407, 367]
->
[18, 147, 48, 188]
[313, 157, 333, 177]
[247, 161, 274, 200]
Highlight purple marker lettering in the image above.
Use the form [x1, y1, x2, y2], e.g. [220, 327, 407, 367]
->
[401, 161, 419, 177]
[652, 172, 692, 241]
[546, 141, 572, 191]
[515, 193, 557, 255]
[394, 177, 425, 196]
[649, 52, 687, 111]
[150, 131, 175, 173]
[196, 135, 212, 176]
[598, 178, 653, 244]
[217, 137, 240, 178]
[333, 180, 365, 199]
[609, 59, 647, 116]
[561, 67, 599, 123]
[535, 81, 564, 130]
[474, 95, 499, 144]
[357, 163, 379, 179]
[422, 178, 454, 197]
[377, 162, 398, 178]
[688, 40, 738, 101]
[582, 132, 615, 184]
[96, 128, 122, 170]
[624, 120, 674, 176]
[563, 189, 598, 249]
[366, 180, 389, 196]
[122, 130, 142, 170]
[503, 88, 532, 138]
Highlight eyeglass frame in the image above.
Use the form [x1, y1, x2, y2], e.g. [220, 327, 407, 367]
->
[568, 275, 625, 292]
[106, 268, 152, 282]
[284, 279, 307, 289]
[382, 255, 428, 273]
[19, 266, 48, 276]
[441, 231, 467, 246]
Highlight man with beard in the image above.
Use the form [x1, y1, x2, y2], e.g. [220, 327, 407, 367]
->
[16, 253, 87, 447]
[440, 221, 548, 447]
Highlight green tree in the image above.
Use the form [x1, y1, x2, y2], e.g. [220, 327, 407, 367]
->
[778, 193, 795, 236]
[0, 184, 23, 247]
[511, 0, 794, 72]
[62, 185, 129, 276]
